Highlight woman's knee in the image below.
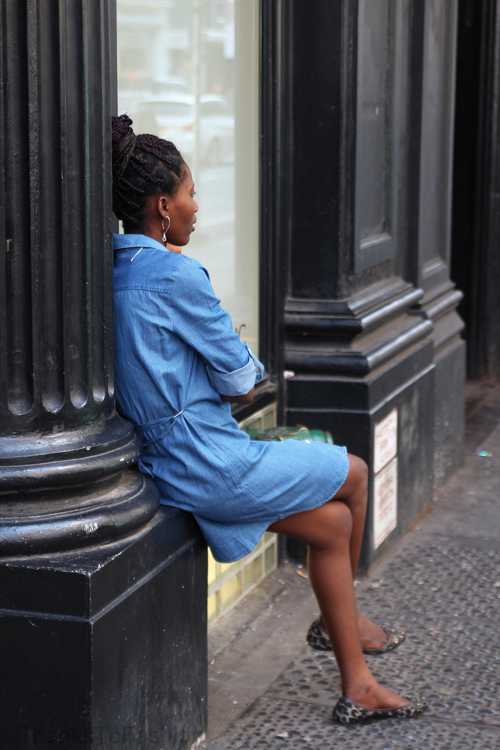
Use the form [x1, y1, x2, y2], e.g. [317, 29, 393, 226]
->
[348, 454, 368, 491]
[310, 500, 353, 551]
[268, 498, 354, 548]
[335, 454, 368, 506]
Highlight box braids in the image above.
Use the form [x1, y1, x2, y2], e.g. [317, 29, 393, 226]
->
[111, 114, 185, 232]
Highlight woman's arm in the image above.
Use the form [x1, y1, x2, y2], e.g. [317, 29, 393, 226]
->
[220, 387, 254, 405]
[170, 260, 264, 398]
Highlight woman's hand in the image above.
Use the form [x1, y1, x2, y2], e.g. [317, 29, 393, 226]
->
[220, 387, 254, 405]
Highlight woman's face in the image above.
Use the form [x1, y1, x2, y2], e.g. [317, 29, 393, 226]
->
[165, 165, 198, 246]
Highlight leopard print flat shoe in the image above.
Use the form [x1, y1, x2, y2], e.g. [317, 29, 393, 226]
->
[306, 618, 406, 655]
[333, 695, 428, 724]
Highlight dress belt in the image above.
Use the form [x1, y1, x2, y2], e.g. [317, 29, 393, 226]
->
[134, 410, 184, 447]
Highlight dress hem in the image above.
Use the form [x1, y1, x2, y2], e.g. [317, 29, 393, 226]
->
[207, 447, 351, 564]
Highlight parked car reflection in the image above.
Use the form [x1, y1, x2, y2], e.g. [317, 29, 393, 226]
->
[118, 75, 189, 116]
[131, 95, 235, 165]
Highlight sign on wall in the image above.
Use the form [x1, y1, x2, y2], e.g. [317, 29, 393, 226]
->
[373, 457, 398, 548]
[374, 408, 398, 473]
[373, 409, 398, 548]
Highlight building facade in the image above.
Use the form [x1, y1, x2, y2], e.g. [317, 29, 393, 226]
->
[114, 0, 464, 575]
[1, 1, 499, 748]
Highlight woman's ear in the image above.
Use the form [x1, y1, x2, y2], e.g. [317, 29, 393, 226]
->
[157, 194, 170, 218]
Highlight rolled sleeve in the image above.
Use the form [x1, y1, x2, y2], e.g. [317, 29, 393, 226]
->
[207, 345, 265, 396]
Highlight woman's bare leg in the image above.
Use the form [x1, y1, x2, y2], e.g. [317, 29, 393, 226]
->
[335, 454, 368, 576]
[268, 501, 408, 708]
[319, 455, 388, 649]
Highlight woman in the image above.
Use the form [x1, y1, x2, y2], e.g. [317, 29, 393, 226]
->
[111, 114, 427, 725]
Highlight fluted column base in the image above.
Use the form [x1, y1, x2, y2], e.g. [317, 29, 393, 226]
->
[0, 414, 160, 556]
[0, 468, 159, 556]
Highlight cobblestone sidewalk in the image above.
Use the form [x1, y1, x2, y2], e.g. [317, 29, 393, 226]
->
[204, 418, 500, 749]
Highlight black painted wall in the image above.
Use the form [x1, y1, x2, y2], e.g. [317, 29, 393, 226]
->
[452, 0, 500, 378]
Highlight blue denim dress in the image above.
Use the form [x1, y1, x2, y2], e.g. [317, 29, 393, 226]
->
[113, 234, 349, 562]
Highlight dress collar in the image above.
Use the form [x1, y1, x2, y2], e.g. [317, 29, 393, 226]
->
[113, 233, 167, 252]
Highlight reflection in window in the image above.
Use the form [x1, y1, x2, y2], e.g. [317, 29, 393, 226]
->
[117, 0, 260, 355]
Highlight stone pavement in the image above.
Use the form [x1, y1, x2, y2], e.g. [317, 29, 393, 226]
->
[201, 385, 500, 750]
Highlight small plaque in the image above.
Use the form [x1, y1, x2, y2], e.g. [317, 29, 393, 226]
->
[373, 458, 398, 549]
[374, 408, 398, 474]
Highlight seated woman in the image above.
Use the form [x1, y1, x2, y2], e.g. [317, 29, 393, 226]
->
[111, 114, 427, 725]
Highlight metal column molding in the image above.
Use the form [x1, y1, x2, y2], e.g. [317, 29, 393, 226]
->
[0, 0, 159, 555]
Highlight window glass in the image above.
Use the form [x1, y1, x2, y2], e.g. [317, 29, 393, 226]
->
[117, 0, 260, 356]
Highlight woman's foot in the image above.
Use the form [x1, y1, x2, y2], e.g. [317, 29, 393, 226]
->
[318, 612, 393, 651]
[345, 680, 410, 710]
[355, 612, 389, 650]
[307, 616, 405, 655]
[334, 692, 428, 724]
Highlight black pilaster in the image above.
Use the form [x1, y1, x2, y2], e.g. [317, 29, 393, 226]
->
[280, 0, 446, 568]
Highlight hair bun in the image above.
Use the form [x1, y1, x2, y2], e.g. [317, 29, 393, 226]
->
[112, 114, 135, 145]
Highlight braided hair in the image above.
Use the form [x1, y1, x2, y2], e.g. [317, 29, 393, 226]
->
[111, 114, 186, 232]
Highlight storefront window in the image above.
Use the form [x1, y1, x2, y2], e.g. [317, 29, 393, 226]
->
[116, 0, 260, 355]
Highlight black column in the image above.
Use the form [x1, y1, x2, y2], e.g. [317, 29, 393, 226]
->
[0, 3, 207, 748]
[0, 0, 159, 553]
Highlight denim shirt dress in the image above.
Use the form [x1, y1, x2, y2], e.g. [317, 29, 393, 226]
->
[113, 234, 349, 562]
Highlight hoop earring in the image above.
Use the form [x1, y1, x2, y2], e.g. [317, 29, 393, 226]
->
[162, 216, 170, 244]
